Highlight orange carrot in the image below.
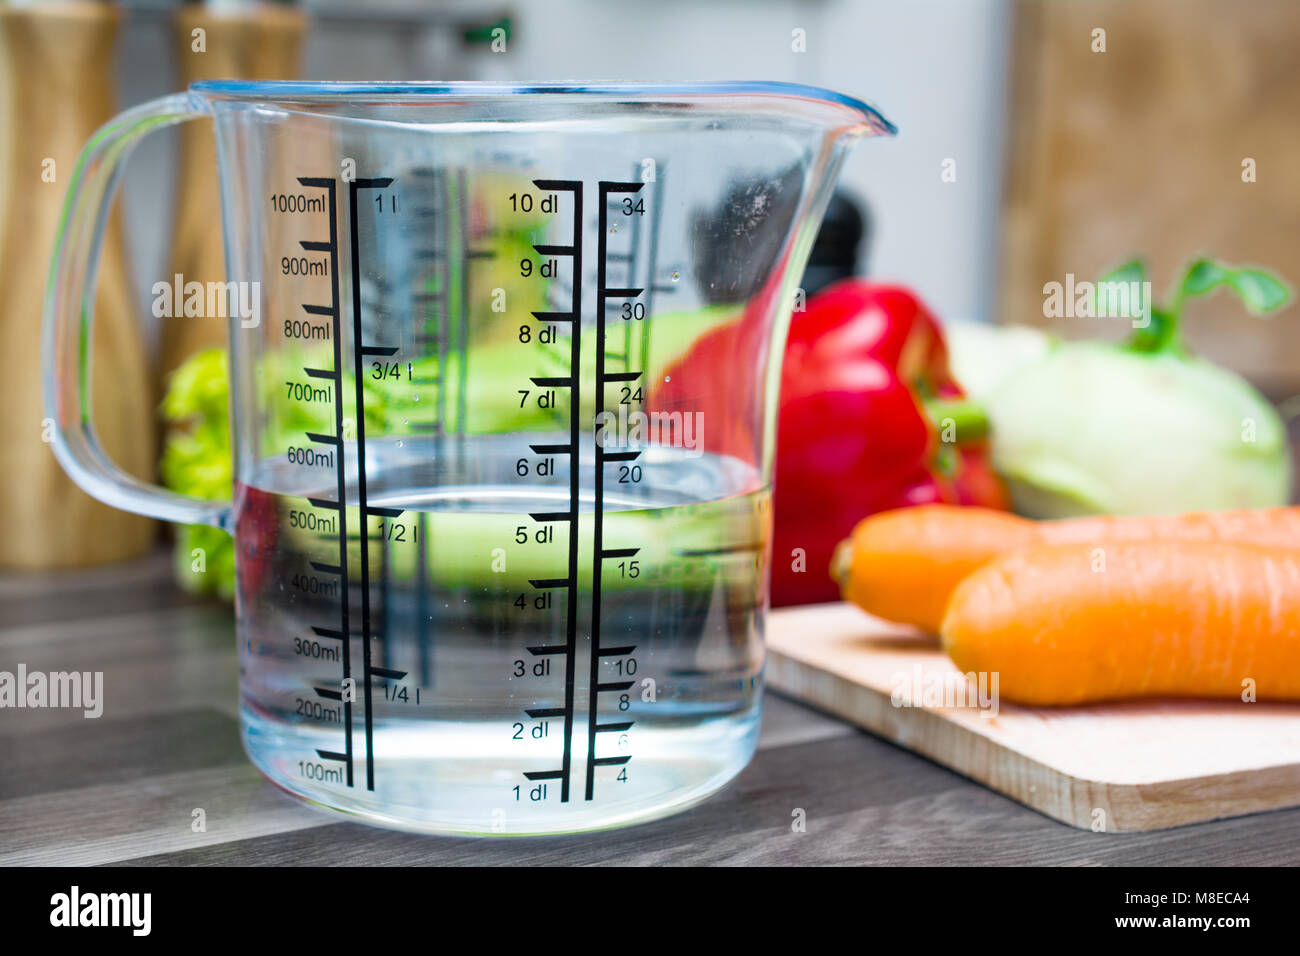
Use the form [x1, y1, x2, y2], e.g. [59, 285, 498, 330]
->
[940, 540, 1300, 706]
[834, 505, 1300, 633]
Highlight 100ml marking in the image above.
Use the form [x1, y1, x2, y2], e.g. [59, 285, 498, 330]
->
[299, 761, 345, 783]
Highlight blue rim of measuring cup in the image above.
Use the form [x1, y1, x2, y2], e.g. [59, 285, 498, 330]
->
[188, 80, 897, 135]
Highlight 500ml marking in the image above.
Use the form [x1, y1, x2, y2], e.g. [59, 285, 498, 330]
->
[288, 508, 336, 533]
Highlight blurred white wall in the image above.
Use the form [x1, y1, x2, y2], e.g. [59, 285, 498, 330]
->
[118, 0, 1011, 339]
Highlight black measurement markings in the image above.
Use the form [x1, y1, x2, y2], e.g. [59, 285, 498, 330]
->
[295, 176, 355, 786]
[585, 180, 647, 801]
[348, 176, 408, 792]
[519, 179, 583, 802]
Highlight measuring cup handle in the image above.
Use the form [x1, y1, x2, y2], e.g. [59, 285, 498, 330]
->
[42, 92, 231, 529]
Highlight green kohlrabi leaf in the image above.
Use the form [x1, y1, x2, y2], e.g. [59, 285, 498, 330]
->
[1228, 268, 1292, 314]
[1180, 258, 1232, 297]
[1180, 259, 1292, 315]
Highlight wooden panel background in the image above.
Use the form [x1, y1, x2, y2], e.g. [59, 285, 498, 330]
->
[999, 0, 1300, 395]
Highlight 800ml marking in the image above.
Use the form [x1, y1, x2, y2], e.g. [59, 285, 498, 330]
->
[284, 318, 329, 340]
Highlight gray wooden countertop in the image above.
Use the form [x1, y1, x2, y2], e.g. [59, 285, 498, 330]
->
[4, 551, 1299, 866]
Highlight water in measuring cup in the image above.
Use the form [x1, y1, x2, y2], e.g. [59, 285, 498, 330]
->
[236, 435, 770, 835]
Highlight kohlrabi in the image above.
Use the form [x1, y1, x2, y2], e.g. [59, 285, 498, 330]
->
[985, 258, 1293, 518]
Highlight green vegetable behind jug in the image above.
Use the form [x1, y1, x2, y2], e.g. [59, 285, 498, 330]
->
[981, 257, 1292, 518]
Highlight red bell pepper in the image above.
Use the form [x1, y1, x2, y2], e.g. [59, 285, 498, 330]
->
[771, 280, 1007, 605]
[651, 279, 1006, 607]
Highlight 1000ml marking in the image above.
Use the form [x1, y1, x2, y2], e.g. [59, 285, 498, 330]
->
[269, 192, 328, 213]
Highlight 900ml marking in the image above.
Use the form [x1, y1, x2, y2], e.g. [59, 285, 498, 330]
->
[282, 255, 328, 276]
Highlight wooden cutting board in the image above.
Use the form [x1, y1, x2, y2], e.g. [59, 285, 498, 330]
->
[766, 603, 1300, 832]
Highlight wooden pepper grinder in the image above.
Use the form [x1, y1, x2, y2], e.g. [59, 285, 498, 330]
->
[0, 0, 156, 569]
[159, 0, 306, 381]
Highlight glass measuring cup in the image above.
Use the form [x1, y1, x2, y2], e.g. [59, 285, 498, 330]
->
[44, 81, 894, 835]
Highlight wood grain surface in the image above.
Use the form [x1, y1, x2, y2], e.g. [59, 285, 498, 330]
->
[159, 4, 307, 381]
[767, 603, 1300, 833]
[0, 2, 156, 569]
[999, 0, 1300, 394]
[3, 552, 1300, 865]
